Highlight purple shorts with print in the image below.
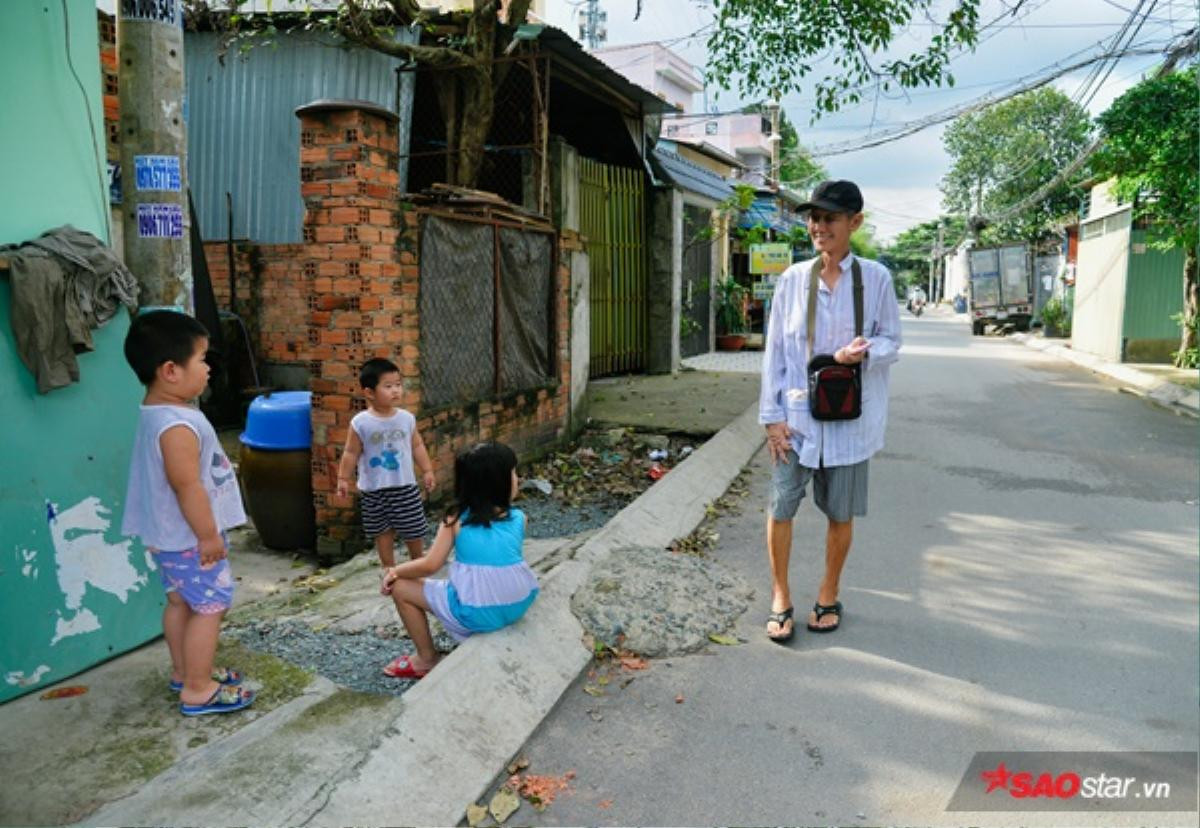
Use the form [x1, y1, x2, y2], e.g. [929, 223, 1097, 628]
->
[155, 546, 235, 614]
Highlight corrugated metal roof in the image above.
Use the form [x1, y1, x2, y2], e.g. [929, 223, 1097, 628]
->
[738, 195, 800, 233]
[184, 30, 416, 243]
[650, 146, 733, 203]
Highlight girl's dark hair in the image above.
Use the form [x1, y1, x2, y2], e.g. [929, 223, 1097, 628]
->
[447, 441, 518, 527]
[124, 310, 210, 385]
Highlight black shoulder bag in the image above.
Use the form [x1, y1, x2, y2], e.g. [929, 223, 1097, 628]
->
[806, 259, 864, 421]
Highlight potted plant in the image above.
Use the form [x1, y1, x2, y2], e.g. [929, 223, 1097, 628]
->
[1040, 296, 1070, 338]
[715, 277, 748, 351]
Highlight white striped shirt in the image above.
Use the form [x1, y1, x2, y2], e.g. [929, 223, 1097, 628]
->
[758, 253, 901, 468]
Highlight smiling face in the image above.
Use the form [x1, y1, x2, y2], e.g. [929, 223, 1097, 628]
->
[807, 209, 864, 258]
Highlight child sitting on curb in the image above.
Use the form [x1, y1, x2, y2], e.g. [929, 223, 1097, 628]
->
[121, 310, 255, 716]
[379, 442, 539, 679]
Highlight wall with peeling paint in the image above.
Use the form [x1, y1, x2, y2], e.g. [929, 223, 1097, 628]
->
[0, 0, 162, 703]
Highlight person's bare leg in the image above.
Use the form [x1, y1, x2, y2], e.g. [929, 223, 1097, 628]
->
[163, 592, 188, 685]
[403, 537, 424, 561]
[375, 530, 396, 567]
[766, 516, 794, 637]
[388, 579, 440, 670]
[178, 610, 224, 705]
[809, 518, 852, 629]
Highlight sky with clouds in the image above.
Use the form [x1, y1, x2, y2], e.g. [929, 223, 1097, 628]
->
[542, 0, 1196, 241]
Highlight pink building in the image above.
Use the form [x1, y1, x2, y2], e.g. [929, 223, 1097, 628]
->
[663, 113, 774, 186]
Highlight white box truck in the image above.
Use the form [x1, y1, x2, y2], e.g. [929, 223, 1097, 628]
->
[968, 243, 1033, 335]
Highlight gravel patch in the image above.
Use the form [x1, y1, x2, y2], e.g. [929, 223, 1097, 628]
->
[227, 620, 457, 697]
[571, 545, 754, 657]
[515, 495, 626, 538]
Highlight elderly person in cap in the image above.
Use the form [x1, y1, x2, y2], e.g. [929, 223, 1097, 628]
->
[759, 180, 901, 641]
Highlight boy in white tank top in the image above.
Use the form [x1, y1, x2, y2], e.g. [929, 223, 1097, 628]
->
[121, 310, 255, 716]
[336, 358, 435, 575]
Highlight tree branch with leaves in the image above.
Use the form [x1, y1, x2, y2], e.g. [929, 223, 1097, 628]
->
[706, 0, 981, 115]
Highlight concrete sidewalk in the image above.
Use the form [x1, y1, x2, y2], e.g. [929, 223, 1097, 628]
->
[9, 371, 764, 828]
[930, 304, 1197, 418]
[1011, 332, 1198, 418]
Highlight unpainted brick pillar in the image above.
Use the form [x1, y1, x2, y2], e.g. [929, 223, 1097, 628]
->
[294, 100, 414, 561]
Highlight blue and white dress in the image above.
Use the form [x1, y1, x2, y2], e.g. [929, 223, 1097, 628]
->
[423, 508, 539, 640]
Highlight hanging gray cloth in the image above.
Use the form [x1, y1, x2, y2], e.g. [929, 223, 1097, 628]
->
[2, 225, 138, 393]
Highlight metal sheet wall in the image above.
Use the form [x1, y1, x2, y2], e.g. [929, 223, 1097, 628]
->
[184, 30, 415, 243]
[1122, 229, 1186, 340]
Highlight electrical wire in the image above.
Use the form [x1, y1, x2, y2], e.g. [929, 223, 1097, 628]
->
[61, 0, 112, 244]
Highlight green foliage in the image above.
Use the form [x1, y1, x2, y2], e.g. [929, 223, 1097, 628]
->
[736, 223, 770, 246]
[881, 216, 966, 272]
[1039, 296, 1070, 335]
[1091, 66, 1199, 366]
[741, 104, 827, 190]
[850, 225, 879, 260]
[941, 88, 1092, 243]
[1091, 66, 1199, 255]
[715, 278, 748, 334]
[1171, 312, 1199, 368]
[707, 0, 980, 115]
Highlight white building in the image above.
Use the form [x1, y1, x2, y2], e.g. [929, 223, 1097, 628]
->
[589, 42, 704, 113]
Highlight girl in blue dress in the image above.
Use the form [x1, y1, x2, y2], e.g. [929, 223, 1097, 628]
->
[380, 441, 539, 679]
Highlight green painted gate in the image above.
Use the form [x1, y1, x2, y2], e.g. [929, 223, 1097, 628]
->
[579, 157, 646, 376]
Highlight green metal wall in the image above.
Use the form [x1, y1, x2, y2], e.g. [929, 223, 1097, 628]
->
[580, 157, 647, 376]
[1122, 229, 1186, 339]
[1, 1, 161, 704]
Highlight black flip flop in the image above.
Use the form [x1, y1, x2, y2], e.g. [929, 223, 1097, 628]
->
[766, 606, 795, 643]
[806, 600, 842, 633]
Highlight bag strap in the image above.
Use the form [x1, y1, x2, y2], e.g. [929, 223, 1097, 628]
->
[807, 256, 864, 355]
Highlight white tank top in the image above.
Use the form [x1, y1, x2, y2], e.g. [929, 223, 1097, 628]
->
[121, 404, 247, 550]
[350, 408, 417, 491]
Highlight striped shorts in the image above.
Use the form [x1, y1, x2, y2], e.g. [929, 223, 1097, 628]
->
[360, 485, 427, 540]
[769, 453, 869, 523]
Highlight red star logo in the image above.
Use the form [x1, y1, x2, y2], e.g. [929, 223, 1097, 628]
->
[981, 761, 1012, 793]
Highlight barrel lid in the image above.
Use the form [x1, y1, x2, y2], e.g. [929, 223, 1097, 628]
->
[240, 391, 312, 451]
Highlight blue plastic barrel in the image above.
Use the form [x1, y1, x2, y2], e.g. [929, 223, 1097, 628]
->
[240, 391, 312, 450]
[238, 392, 315, 550]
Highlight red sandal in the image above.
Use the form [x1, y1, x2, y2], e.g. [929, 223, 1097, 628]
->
[382, 655, 431, 679]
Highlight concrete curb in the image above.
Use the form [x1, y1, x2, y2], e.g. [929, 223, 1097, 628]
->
[1012, 333, 1199, 418]
[85, 403, 767, 828]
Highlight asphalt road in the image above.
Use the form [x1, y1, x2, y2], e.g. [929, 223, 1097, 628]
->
[479, 311, 1200, 827]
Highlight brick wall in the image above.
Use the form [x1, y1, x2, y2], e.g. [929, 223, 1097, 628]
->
[293, 101, 574, 559]
[202, 240, 306, 377]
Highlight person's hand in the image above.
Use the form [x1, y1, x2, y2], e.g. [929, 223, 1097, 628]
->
[765, 422, 791, 465]
[380, 567, 398, 596]
[198, 534, 226, 568]
[422, 471, 435, 494]
[836, 336, 870, 365]
[336, 477, 350, 498]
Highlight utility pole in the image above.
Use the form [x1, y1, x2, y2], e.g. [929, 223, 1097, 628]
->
[117, 0, 192, 312]
[935, 220, 945, 302]
[577, 0, 607, 49]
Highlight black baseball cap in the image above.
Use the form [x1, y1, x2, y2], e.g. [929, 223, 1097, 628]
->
[798, 180, 864, 214]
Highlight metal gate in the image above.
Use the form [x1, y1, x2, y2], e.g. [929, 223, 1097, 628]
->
[580, 157, 646, 376]
[680, 204, 712, 357]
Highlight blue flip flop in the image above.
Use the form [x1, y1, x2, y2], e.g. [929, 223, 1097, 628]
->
[169, 667, 243, 693]
[180, 684, 256, 717]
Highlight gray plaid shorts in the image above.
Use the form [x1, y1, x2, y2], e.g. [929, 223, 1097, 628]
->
[769, 452, 869, 523]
